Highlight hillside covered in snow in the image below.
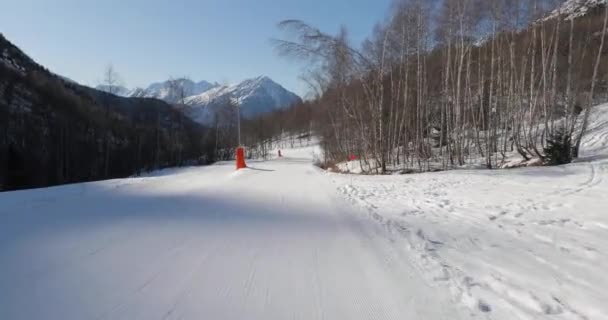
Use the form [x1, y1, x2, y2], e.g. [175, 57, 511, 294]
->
[546, 0, 607, 20]
[333, 103, 608, 319]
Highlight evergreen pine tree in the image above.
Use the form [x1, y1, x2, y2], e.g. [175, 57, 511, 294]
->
[544, 127, 574, 165]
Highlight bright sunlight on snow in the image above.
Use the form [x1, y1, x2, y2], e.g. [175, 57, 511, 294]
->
[333, 104, 608, 319]
[3, 0, 608, 319]
[0, 104, 607, 319]
[0, 153, 466, 319]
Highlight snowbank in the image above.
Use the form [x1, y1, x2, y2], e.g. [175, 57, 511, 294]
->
[331, 103, 608, 319]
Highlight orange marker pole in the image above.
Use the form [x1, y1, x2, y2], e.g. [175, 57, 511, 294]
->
[236, 147, 247, 170]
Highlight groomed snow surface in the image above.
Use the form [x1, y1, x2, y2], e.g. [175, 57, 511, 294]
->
[1, 105, 608, 320]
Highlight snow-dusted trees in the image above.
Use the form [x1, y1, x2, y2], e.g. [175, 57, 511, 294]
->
[276, 0, 608, 172]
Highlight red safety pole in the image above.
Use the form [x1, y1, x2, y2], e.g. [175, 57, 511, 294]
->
[236, 147, 246, 170]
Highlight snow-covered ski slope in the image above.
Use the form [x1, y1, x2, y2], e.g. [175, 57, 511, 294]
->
[1, 104, 607, 320]
[0, 151, 468, 319]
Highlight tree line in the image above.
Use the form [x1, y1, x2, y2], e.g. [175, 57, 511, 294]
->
[0, 34, 221, 191]
[273, 0, 608, 173]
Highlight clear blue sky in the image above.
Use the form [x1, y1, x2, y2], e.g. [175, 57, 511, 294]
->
[0, 0, 393, 96]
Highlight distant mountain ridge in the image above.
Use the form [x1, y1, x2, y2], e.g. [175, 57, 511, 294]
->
[184, 76, 302, 124]
[97, 76, 302, 124]
[96, 84, 131, 97]
[96, 79, 219, 101]
[137, 79, 219, 103]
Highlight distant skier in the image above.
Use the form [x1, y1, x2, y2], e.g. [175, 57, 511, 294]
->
[278, 150, 282, 158]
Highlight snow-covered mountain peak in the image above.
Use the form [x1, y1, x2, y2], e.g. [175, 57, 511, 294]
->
[92, 74, 299, 124]
[183, 76, 302, 124]
[242, 75, 273, 87]
[143, 79, 219, 102]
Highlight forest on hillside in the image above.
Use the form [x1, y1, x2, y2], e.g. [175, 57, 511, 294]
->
[268, 0, 608, 173]
[0, 34, 224, 191]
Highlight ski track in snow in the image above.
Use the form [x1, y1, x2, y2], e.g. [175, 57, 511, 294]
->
[1, 105, 607, 320]
[0, 151, 467, 320]
[333, 105, 608, 320]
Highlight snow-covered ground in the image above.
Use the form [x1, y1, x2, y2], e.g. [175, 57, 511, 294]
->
[0, 106, 607, 319]
[334, 104, 608, 319]
[0, 155, 468, 319]
[545, 0, 607, 21]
